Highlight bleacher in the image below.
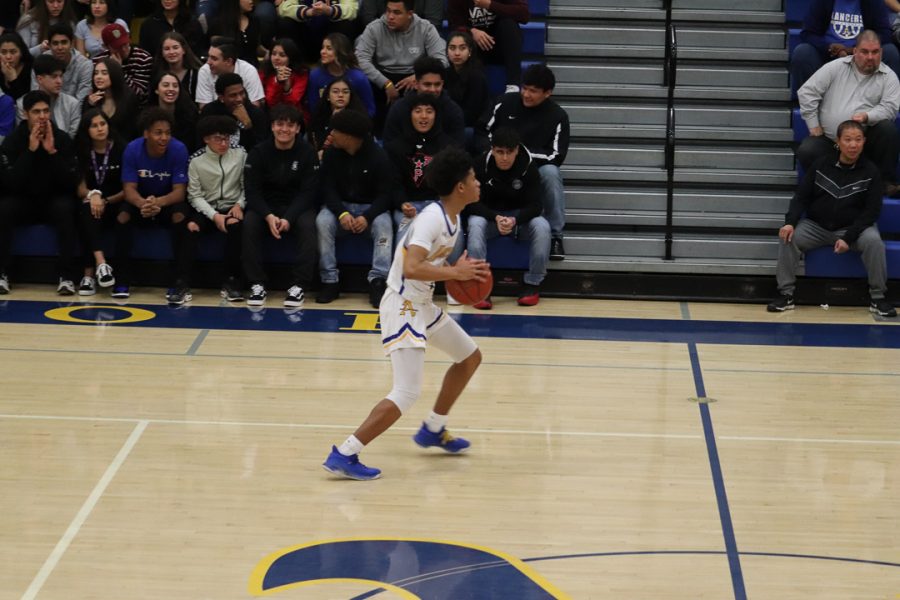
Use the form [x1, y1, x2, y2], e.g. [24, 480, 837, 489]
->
[9, 0, 900, 301]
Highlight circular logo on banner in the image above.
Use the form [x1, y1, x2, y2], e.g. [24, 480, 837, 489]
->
[44, 305, 156, 325]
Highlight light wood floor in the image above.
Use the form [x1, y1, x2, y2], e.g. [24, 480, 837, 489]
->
[1, 285, 898, 599]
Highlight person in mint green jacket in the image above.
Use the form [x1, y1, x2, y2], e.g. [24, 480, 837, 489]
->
[186, 114, 248, 302]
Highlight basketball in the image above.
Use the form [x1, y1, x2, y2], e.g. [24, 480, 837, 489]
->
[445, 271, 493, 305]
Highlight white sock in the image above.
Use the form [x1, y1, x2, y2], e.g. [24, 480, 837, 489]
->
[424, 412, 448, 433]
[337, 435, 365, 456]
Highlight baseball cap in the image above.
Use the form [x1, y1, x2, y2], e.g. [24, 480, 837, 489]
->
[101, 23, 130, 51]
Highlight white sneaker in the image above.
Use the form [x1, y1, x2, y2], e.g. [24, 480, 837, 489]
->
[446, 292, 461, 306]
[0, 273, 8, 295]
[78, 276, 97, 296]
[247, 283, 267, 306]
[57, 278, 75, 296]
[284, 285, 304, 307]
[96, 263, 115, 287]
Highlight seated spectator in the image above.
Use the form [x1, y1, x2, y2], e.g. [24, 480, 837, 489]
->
[94, 23, 154, 103]
[448, 0, 527, 93]
[195, 36, 264, 108]
[150, 70, 198, 150]
[483, 64, 569, 260]
[384, 93, 455, 245]
[768, 120, 896, 317]
[118, 107, 192, 303]
[354, 0, 447, 126]
[308, 75, 367, 159]
[0, 90, 80, 296]
[17, 0, 78, 57]
[242, 103, 318, 307]
[206, 0, 261, 66]
[1, 33, 34, 100]
[1, 3, 19, 33]
[445, 30, 490, 132]
[186, 115, 247, 302]
[152, 31, 202, 100]
[797, 30, 900, 195]
[74, 0, 129, 59]
[360, 0, 443, 30]
[139, 0, 206, 59]
[791, 0, 900, 94]
[307, 32, 374, 117]
[0, 87, 13, 141]
[74, 108, 123, 295]
[81, 57, 139, 139]
[17, 54, 81, 138]
[41, 22, 92, 101]
[200, 72, 269, 150]
[467, 126, 549, 309]
[276, 0, 358, 63]
[382, 55, 465, 145]
[197, 0, 278, 50]
[315, 109, 395, 306]
[259, 37, 307, 115]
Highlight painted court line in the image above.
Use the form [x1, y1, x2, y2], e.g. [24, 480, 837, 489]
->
[20, 420, 148, 600]
[2, 413, 899, 446]
[186, 329, 210, 355]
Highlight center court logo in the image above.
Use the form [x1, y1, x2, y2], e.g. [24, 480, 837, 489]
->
[44, 305, 156, 325]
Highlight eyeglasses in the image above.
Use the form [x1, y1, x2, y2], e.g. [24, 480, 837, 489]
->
[207, 135, 230, 144]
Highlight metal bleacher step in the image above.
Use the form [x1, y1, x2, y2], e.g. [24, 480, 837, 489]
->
[561, 165, 668, 183]
[675, 85, 791, 102]
[566, 208, 782, 229]
[566, 186, 790, 214]
[548, 255, 777, 275]
[564, 143, 794, 172]
[672, 233, 779, 260]
[549, 0, 664, 20]
[674, 167, 797, 187]
[677, 63, 787, 89]
[671, 8, 784, 25]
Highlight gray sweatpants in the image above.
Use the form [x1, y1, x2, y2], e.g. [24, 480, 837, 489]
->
[776, 219, 888, 299]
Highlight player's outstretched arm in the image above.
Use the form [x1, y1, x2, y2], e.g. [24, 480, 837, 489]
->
[403, 247, 490, 283]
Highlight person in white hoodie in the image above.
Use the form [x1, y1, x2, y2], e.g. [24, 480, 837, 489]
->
[186, 114, 248, 302]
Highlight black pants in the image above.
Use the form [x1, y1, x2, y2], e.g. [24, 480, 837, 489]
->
[0, 193, 78, 279]
[186, 214, 244, 283]
[78, 201, 120, 269]
[242, 208, 317, 288]
[481, 17, 523, 87]
[115, 202, 192, 287]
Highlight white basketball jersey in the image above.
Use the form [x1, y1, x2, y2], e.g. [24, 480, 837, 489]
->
[386, 201, 459, 303]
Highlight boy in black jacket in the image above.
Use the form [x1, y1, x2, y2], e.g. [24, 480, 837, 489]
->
[0, 91, 80, 295]
[243, 104, 319, 307]
[482, 64, 569, 260]
[315, 110, 396, 307]
[467, 127, 550, 308]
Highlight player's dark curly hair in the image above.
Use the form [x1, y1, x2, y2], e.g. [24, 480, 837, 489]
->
[426, 147, 473, 196]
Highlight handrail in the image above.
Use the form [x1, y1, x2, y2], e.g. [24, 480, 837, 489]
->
[663, 7, 677, 261]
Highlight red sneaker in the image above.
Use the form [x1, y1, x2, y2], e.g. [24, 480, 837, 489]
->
[517, 285, 540, 306]
[473, 296, 493, 310]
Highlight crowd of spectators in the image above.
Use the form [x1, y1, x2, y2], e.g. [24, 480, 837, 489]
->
[0, 0, 570, 309]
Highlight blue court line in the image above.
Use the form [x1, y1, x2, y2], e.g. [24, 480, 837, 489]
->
[2, 300, 900, 349]
[520, 549, 900, 569]
[688, 342, 747, 600]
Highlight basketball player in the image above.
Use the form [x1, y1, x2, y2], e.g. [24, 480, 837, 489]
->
[323, 147, 491, 480]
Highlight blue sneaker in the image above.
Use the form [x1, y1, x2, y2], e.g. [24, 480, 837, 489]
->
[111, 285, 130, 299]
[413, 424, 470, 453]
[322, 446, 381, 480]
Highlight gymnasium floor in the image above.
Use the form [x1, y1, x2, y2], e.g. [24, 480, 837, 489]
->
[1, 285, 898, 599]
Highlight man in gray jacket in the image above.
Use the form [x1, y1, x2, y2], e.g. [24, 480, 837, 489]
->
[797, 29, 900, 195]
[355, 0, 447, 127]
[16, 55, 81, 139]
[186, 115, 248, 302]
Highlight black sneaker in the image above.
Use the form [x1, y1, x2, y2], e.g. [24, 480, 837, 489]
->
[368, 277, 387, 308]
[166, 286, 193, 305]
[96, 262, 115, 287]
[550, 238, 565, 261]
[78, 276, 97, 296]
[870, 298, 897, 318]
[284, 285, 304, 307]
[247, 283, 266, 306]
[221, 278, 244, 302]
[767, 295, 794, 312]
[316, 282, 340, 304]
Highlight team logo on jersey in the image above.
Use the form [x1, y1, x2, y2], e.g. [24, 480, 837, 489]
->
[830, 11, 863, 40]
[291, 161, 299, 171]
[399, 300, 417, 317]
[512, 178, 523, 190]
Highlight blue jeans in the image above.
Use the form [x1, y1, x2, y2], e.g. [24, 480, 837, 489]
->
[538, 164, 566, 238]
[316, 204, 393, 283]
[466, 212, 550, 286]
[393, 199, 436, 247]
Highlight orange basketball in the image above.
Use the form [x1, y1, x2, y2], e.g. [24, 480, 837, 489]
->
[445, 271, 494, 306]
